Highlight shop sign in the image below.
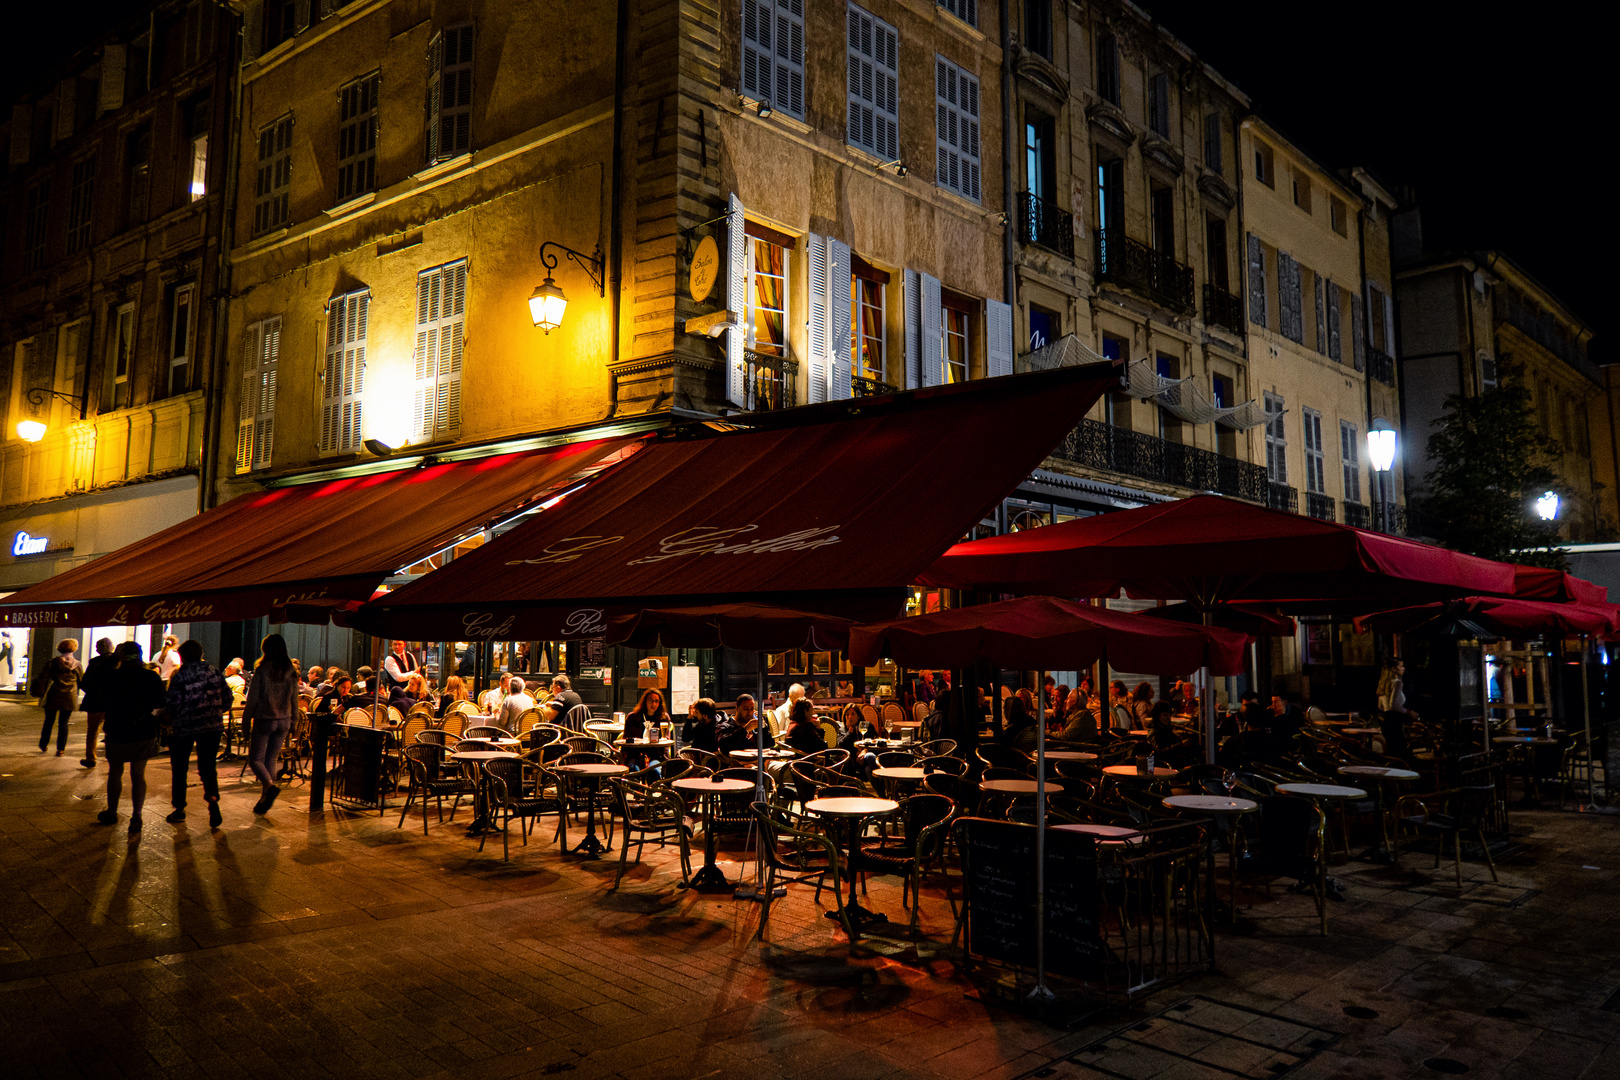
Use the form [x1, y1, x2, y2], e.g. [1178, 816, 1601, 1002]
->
[10, 531, 71, 558]
[689, 235, 719, 302]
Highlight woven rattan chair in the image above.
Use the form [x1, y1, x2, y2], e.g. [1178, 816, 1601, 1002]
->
[479, 757, 552, 861]
[857, 793, 958, 931]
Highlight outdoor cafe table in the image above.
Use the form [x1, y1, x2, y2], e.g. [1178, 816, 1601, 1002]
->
[1162, 794, 1258, 926]
[555, 763, 628, 858]
[1337, 765, 1419, 861]
[1054, 822, 1143, 846]
[979, 779, 1064, 796]
[447, 750, 520, 834]
[1341, 728, 1382, 737]
[614, 738, 674, 766]
[872, 766, 928, 798]
[729, 748, 795, 761]
[805, 796, 899, 928]
[1276, 783, 1367, 859]
[671, 777, 756, 889]
[1103, 764, 1179, 780]
[1042, 750, 1098, 762]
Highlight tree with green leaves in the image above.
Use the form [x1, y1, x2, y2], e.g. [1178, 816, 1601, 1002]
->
[1423, 358, 1568, 569]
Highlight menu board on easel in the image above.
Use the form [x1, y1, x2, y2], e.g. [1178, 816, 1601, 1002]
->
[670, 664, 700, 715]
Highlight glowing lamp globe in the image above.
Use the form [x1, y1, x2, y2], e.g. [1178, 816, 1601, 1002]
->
[528, 277, 568, 333]
[1535, 491, 1560, 521]
[15, 420, 46, 443]
[1367, 427, 1398, 473]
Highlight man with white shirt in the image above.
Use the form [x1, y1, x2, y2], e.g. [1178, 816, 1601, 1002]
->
[381, 640, 417, 692]
[497, 677, 535, 731]
[770, 683, 804, 739]
[479, 672, 512, 712]
[155, 635, 183, 683]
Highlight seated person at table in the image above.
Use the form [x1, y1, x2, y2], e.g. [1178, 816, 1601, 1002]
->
[835, 679, 855, 698]
[999, 697, 1037, 752]
[771, 683, 804, 739]
[1267, 693, 1305, 753]
[542, 674, 583, 724]
[497, 677, 535, 730]
[313, 673, 350, 715]
[478, 672, 511, 713]
[1059, 690, 1098, 741]
[1217, 709, 1270, 768]
[784, 698, 827, 755]
[1131, 682, 1155, 724]
[716, 695, 758, 756]
[437, 675, 470, 717]
[1147, 702, 1180, 752]
[354, 666, 375, 696]
[389, 672, 429, 715]
[682, 698, 720, 753]
[339, 680, 382, 717]
[623, 688, 670, 743]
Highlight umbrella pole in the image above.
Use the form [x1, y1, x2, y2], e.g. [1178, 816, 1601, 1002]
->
[737, 652, 782, 901]
[1204, 612, 1217, 766]
[1581, 636, 1599, 812]
[1029, 668, 1053, 1005]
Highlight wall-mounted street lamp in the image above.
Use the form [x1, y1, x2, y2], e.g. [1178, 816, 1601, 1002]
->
[1536, 491, 1561, 521]
[1367, 421, 1397, 474]
[14, 387, 87, 443]
[528, 241, 604, 334]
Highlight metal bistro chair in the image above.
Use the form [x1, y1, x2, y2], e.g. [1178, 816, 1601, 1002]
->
[1398, 786, 1500, 887]
[1236, 794, 1330, 935]
[609, 778, 694, 888]
[857, 793, 958, 932]
[398, 744, 475, 834]
[479, 757, 554, 862]
[749, 802, 854, 941]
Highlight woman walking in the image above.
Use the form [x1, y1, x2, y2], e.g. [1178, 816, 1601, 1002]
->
[97, 642, 167, 834]
[243, 633, 300, 815]
[38, 638, 83, 756]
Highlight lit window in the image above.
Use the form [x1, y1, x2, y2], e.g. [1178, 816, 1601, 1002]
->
[943, 306, 969, 383]
[851, 276, 886, 386]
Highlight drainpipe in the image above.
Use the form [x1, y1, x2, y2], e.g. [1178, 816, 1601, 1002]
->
[200, 13, 246, 512]
[1000, 0, 1017, 309]
[602, 0, 628, 426]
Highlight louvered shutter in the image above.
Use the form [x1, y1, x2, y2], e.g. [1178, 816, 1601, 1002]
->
[827, 238, 852, 400]
[742, 2, 804, 119]
[921, 273, 942, 386]
[322, 292, 368, 453]
[413, 262, 466, 437]
[1279, 252, 1302, 343]
[939, 0, 977, 26]
[742, 2, 772, 104]
[1351, 293, 1365, 372]
[254, 316, 281, 468]
[1382, 293, 1396, 358]
[99, 46, 125, 114]
[903, 269, 921, 390]
[237, 322, 261, 472]
[773, 1, 805, 117]
[847, 5, 899, 161]
[1326, 281, 1342, 361]
[725, 195, 749, 407]
[1247, 233, 1266, 328]
[935, 57, 981, 202]
[985, 298, 1012, 378]
[807, 234, 829, 403]
[1312, 274, 1326, 355]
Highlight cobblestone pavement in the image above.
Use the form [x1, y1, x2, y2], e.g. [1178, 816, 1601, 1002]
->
[2, 698, 1618, 1080]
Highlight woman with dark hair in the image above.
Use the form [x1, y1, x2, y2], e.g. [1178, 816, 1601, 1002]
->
[784, 698, 826, 754]
[682, 698, 720, 753]
[1131, 681, 1155, 724]
[243, 634, 299, 815]
[1147, 701, 1179, 752]
[623, 688, 670, 742]
[38, 638, 83, 756]
[1000, 696, 1037, 752]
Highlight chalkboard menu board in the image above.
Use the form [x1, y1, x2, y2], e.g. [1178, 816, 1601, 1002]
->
[580, 637, 606, 666]
[956, 817, 1103, 982]
[333, 724, 387, 811]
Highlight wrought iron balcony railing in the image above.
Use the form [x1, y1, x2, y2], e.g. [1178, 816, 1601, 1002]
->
[1096, 228, 1195, 310]
[851, 375, 899, 398]
[744, 351, 797, 411]
[1202, 284, 1244, 335]
[1018, 191, 1075, 258]
[1305, 491, 1337, 523]
[1373, 501, 1409, 536]
[1051, 418, 1270, 504]
[1268, 482, 1298, 514]
[1367, 346, 1396, 387]
[1342, 501, 1370, 529]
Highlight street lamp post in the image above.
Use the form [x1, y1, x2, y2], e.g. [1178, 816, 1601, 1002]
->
[528, 241, 604, 334]
[1367, 420, 1398, 533]
[14, 386, 88, 443]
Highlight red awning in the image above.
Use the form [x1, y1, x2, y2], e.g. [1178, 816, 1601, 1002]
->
[1354, 596, 1616, 638]
[0, 438, 640, 628]
[849, 596, 1250, 675]
[918, 494, 1516, 610]
[1137, 601, 1297, 637]
[1511, 565, 1610, 605]
[606, 603, 853, 652]
[352, 364, 1118, 641]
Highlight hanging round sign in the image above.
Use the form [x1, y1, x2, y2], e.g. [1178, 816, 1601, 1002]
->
[689, 235, 720, 302]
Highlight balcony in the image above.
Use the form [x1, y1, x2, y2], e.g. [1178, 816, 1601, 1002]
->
[1018, 191, 1074, 258]
[1342, 501, 1370, 529]
[1202, 284, 1244, 335]
[745, 351, 797, 411]
[852, 375, 899, 398]
[1367, 346, 1396, 387]
[1373, 501, 1409, 536]
[1305, 491, 1337, 523]
[1052, 418, 1270, 503]
[1268, 483, 1298, 514]
[1095, 229, 1195, 310]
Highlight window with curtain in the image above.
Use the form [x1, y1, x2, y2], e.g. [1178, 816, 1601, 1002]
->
[851, 273, 886, 385]
[745, 237, 789, 356]
[1265, 392, 1286, 483]
[943, 305, 970, 383]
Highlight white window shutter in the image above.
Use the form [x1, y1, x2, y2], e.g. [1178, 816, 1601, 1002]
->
[903, 268, 921, 390]
[99, 46, 125, 114]
[255, 316, 280, 468]
[237, 322, 261, 473]
[827, 237, 852, 400]
[725, 193, 749, 408]
[921, 273, 942, 386]
[322, 292, 368, 453]
[846, 5, 899, 161]
[413, 275, 436, 438]
[985, 298, 1012, 379]
[806, 233, 829, 403]
[1382, 293, 1396, 357]
[413, 262, 466, 437]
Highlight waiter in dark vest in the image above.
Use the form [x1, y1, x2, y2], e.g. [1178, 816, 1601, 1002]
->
[382, 639, 419, 693]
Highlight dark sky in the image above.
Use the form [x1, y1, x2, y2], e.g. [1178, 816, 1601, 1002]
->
[8, 2, 1607, 357]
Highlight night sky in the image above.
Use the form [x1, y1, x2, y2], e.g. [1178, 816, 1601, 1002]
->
[7, 2, 1606, 358]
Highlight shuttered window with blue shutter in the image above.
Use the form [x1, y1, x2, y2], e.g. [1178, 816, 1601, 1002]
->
[847, 5, 899, 161]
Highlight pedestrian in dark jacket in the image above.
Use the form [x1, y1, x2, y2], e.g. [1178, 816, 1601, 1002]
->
[164, 641, 229, 828]
[78, 638, 119, 768]
[96, 642, 167, 834]
[38, 638, 83, 756]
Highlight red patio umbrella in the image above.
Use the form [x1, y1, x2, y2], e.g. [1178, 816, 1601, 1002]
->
[1137, 601, 1296, 638]
[1510, 565, 1610, 605]
[1353, 596, 1615, 638]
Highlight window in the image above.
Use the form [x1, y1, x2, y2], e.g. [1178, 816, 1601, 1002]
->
[427, 23, 474, 163]
[321, 290, 369, 453]
[1247, 233, 1267, 328]
[1025, 0, 1052, 60]
[165, 284, 196, 397]
[67, 156, 95, 253]
[938, 0, 977, 27]
[1253, 140, 1273, 188]
[1291, 167, 1312, 213]
[1311, 272, 1326, 356]
[1212, 373, 1235, 457]
[1264, 392, 1286, 483]
[182, 0, 216, 69]
[1024, 106, 1054, 201]
[1277, 251, 1303, 343]
[1096, 156, 1122, 234]
[1330, 196, 1347, 236]
[1479, 351, 1497, 389]
[743, 231, 790, 357]
[741, 2, 805, 118]
[1324, 280, 1341, 362]
[1203, 111, 1222, 172]
[1148, 72, 1170, 138]
[237, 316, 281, 471]
[337, 72, 380, 203]
[413, 261, 467, 439]
[847, 5, 899, 161]
[942, 293, 971, 384]
[264, 0, 299, 51]
[23, 180, 50, 270]
[1150, 183, 1173, 255]
[1205, 215, 1228, 292]
[1367, 285, 1388, 352]
[1097, 32, 1120, 106]
[59, 320, 89, 408]
[1302, 408, 1325, 494]
[1156, 354, 1181, 443]
[186, 95, 210, 201]
[125, 125, 151, 226]
[1340, 420, 1360, 504]
[1102, 333, 1130, 429]
[107, 302, 134, 411]
[937, 57, 981, 201]
[1028, 304, 1059, 351]
[253, 114, 293, 235]
[850, 264, 887, 386]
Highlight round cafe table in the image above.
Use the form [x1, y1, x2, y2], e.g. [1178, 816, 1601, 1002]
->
[978, 779, 1064, 795]
[729, 748, 794, 760]
[1277, 783, 1367, 859]
[671, 777, 756, 889]
[805, 796, 899, 928]
[1041, 750, 1098, 762]
[448, 750, 520, 834]
[872, 766, 928, 799]
[1341, 728, 1383, 736]
[1163, 794, 1258, 935]
[1337, 765, 1419, 862]
[1054, 822, 1143, 846]
[556, 763, 628, 858]
[615, 738, 674, 767]
[1103, 764, 1179, 780]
